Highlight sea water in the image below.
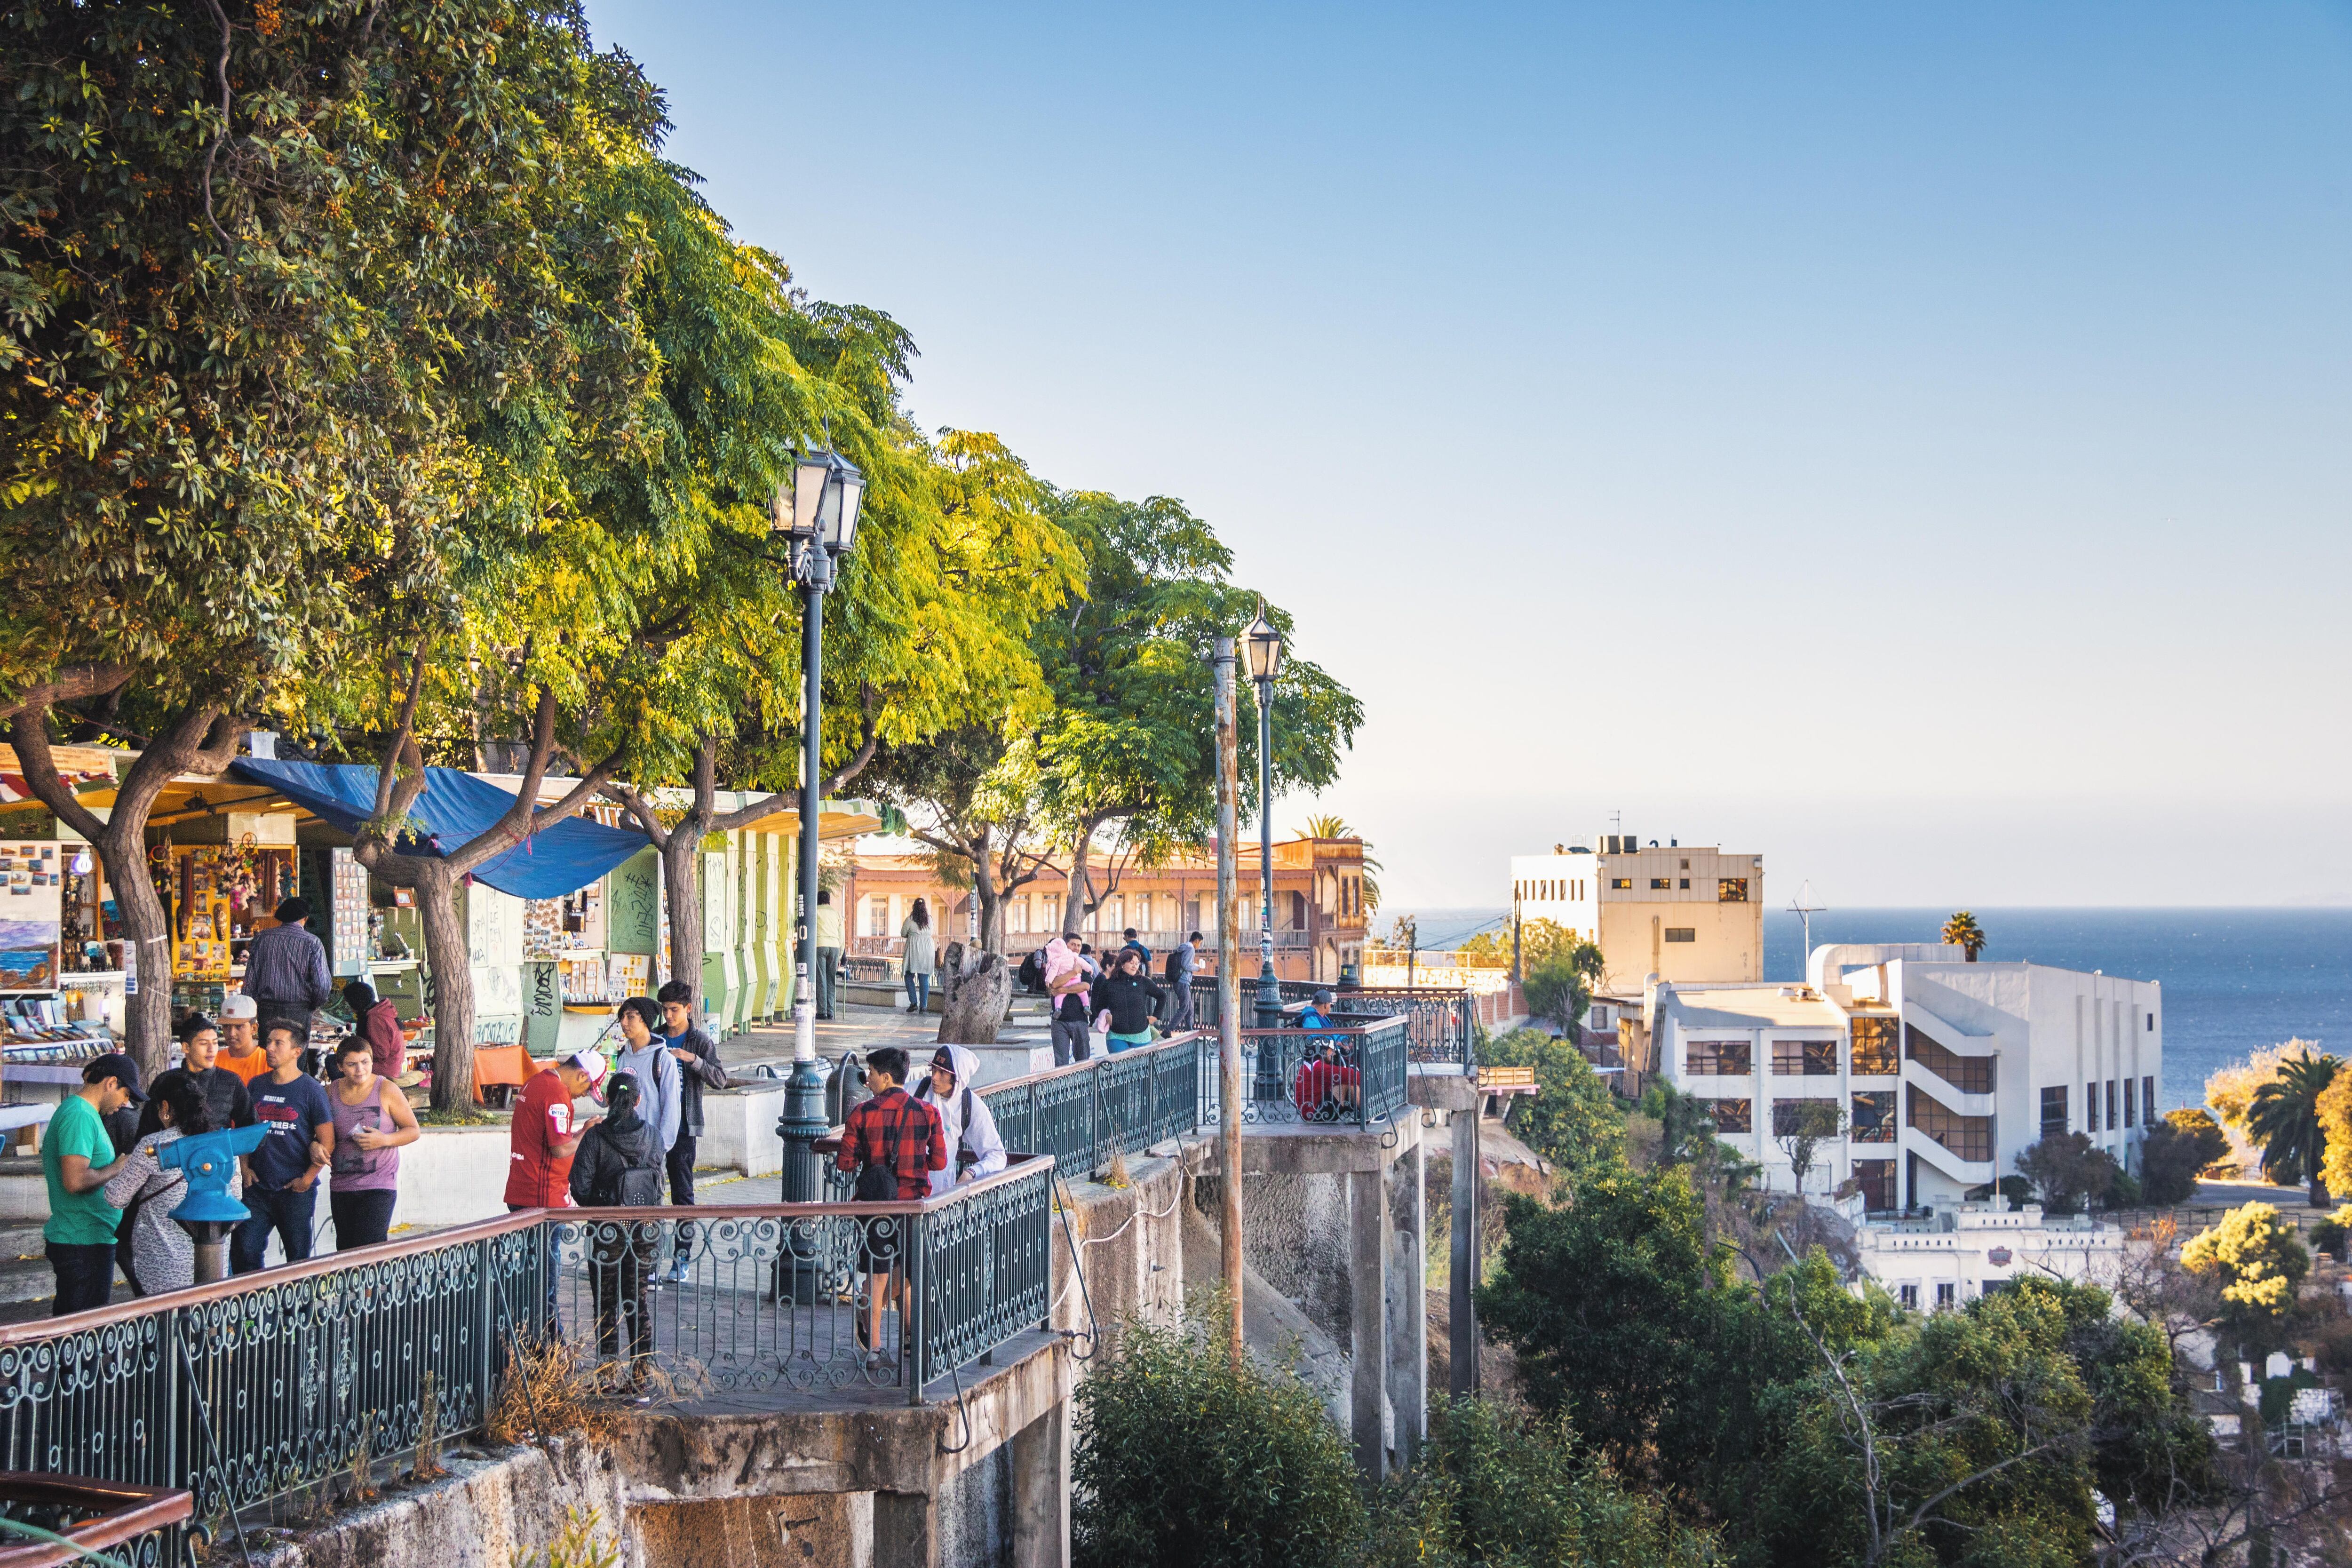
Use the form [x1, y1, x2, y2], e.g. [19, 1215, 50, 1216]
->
[1388, 906, 2352, 1113]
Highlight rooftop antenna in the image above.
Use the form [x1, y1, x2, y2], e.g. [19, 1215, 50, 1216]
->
[1788, 879, 1826, 978]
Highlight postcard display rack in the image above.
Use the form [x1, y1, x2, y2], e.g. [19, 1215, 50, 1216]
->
[0, 837, 117, 1071]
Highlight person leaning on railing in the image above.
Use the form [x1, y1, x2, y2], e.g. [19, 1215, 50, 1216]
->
[911, 1046, 1007, 1195]
[1092, 948, 1168, 1054]
[1291, 1037, 1362, 1121]
[834, 1047, 946, 1369]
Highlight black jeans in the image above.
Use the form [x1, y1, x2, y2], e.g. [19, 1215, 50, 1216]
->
[1052, 1012, 1091, 1067]
[231, 1185, 317, 1274]
[590, 1222, 655, 1364]
[667, 1135, 697, 1263]
[47, 1242, 115, 1316]
[815, 948, 841, 1018]
[331, 1188, 397, 1250]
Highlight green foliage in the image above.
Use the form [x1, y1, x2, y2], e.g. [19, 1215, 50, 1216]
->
[2311, 1214, 2347, 1262]
[2181, 1202, 2310, 1352]
[1478, 1027, 1624, 1173]
[2257, 1365, 2320, 1428]
[2140, 1114, 2229, 1206]
[2246, 1047, 2340, 1195]
[1478, 1165, 1726, 1474]
[1072, 1307, 1362, 1568]
[1939, 910, 1987, 960]
[1364, 1398, 1719, 1568]
[2013, 1132, 2123, 1214]
[1461, 917, 1584, 972]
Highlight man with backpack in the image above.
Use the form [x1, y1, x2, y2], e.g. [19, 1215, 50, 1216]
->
[1163, 931, 1200, 1032]
[834, 1048, 945, 1367]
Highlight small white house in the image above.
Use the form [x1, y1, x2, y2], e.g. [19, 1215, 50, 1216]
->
[1653, 941, 2161, 1210]
[1854, 1199, 2127, 1310]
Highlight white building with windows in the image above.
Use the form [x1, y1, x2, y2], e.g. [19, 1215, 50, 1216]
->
[1510, 832, 1763, 994]
[1856, 1200, 2128, 1310]
[1653, 942, 2161, 1212]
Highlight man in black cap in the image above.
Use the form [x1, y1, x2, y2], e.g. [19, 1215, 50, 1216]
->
[240, 897, 333, 1044]
[43, 1054, 143, 1314]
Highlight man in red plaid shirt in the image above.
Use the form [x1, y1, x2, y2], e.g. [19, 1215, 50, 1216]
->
[835, 1048, 944, 1364]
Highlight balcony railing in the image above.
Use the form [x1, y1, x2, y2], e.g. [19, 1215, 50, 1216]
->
[1187, 979, 1473, 1069]
[0, 1164, 1059, 1555]
[1195, 1019, 1411, 1132]
[977, 1033, 1211, 1178]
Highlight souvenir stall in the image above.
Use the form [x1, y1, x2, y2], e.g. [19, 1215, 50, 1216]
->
[0, 749, 133, 1109]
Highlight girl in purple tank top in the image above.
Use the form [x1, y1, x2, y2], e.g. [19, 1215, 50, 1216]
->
[326, 1036, 421, 1250]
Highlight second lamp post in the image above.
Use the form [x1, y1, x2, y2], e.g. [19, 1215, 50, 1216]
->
[774, 446, 865, 1203]
[1244, 604, 1284, 1029]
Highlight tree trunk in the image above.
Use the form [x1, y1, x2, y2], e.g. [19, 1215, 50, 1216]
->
[936, 941, 1010, 1046]
[413, 861, 476, 1113]
[100, 820, 174, 1079]
[660, 828, 703, 1003]
[1061, 829, 1094, 939]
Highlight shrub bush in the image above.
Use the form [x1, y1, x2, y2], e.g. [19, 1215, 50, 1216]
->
[1073, 1303, 1363, 1568]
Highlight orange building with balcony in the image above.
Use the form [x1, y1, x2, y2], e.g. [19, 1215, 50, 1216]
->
[841, 835, 1372, 985]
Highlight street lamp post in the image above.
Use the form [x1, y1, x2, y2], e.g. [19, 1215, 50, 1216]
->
[773, 447, 865, 1203]
[1244, 604, 1284, 1029]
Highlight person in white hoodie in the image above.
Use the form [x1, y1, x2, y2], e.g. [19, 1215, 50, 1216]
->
[911, 1045, 1007, 1195]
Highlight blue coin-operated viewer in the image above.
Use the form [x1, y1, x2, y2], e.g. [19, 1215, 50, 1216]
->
[157, 1123, 270, 1284]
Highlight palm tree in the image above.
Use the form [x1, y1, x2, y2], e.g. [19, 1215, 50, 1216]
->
[2247, 1048, 2343, 1207]
[1301, 813, 1380, 914]
[1941, 910, 1987, 962]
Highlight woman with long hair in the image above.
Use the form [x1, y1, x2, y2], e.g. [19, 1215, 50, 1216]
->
[900, 898, 936, 1014]
[103, 1075, 224, 1295]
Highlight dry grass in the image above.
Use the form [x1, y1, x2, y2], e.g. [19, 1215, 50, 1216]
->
[344, 1413, 379, 1505]
[411, 1372, 446, 1482]
[486, 1339, 705, 1446]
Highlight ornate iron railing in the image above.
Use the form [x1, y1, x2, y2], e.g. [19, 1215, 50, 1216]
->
[0, 1474, 191, 1568]
[0, 1162, 1059, 1558]
[1201, 1019, 1410, 1131]
[541, 1158, 1056, 1404]
[978, 1032, 1208, 1178]
[1188, 978, 1473, 1068]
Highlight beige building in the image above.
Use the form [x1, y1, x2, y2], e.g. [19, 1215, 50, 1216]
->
[1510, 832, 1762, 993]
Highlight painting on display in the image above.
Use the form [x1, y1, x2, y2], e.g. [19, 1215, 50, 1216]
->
[0, 842, 63, 989]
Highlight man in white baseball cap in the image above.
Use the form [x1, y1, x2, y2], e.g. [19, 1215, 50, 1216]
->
[214, 994, 268, 1085]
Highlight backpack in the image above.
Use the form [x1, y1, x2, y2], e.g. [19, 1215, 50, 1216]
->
[917, 1081, 981, 1171]
[595, 1125, 665, 1206]
[1163, 949, 1184, 984]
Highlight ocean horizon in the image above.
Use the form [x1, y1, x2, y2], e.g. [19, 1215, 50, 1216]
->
[1384, 906, 2352, 1114]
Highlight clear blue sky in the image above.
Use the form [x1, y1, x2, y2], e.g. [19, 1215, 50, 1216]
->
[584, 1, 2352, 909]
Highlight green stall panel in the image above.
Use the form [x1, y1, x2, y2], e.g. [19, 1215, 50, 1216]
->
[699, 847, 735, 1032]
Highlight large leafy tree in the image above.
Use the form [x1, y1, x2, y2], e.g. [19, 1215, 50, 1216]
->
[1035, 491, 1361, 940]
[0, 0, 656, 1070]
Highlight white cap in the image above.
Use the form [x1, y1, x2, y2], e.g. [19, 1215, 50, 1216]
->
[221, 995, 258, 1020]
[563, 1051, 610, 1090]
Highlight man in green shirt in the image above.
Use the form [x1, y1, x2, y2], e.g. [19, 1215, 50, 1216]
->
[44, 1053, 141, 1315]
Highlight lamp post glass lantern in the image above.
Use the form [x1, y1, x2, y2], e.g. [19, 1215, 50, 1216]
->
[773, 448, 864, 1203]
[1245, 605, 1284, 1028]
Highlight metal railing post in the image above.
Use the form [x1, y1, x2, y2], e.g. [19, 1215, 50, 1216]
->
[906, 1213, 925, 1406]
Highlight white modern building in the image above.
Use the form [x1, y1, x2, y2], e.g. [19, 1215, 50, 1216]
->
[1510, 832, 1763, 994]
[1855, 1199, 2127, 1311]
[1653, 942, 2161, 1211]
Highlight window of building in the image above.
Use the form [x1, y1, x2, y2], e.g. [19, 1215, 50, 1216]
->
[1850, 1018, 1899, 1075]
[1651, 878, 1671, 890]
[1610, 877, 1630, 890]
[1855, 1158, 1896, 1210]
[1905, 1025, 1994, 1094]
[2040, 1085, 2068, 1140]
[1711, 1098, 1752, 1133]
[1907, 1084, 1992, 1161]
[2086, 1082, 2099, 1134]
[1686, 1039, 1752, 1075]
[1680, 858, 1690, 871]
[1851, 1091, 1895, 1142]
[2143, 1076, 2156, 1126]
[2106, 1079, 2119, 1131]
[1898, 1281, 1919, 1311]
[2123, 1077, 2136, 1128]
[1290, 890, 1308, 929]
[1009, 898, 1030, 934]
[2146, 1013, 2154, 1032]
[1679, 877, 1689, 889]
[1664, 927, 1695, 943]
[1718, 878, 1749, 903]
[1936, 1282, 1956, 1310]
[1772, 1097, 1841, 1138]
[1772, 1039, 1837, 1075]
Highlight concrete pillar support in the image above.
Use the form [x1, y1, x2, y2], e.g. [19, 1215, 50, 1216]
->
[1348, 1165, 1391, 1480]
[1450, 1107, 1480, 1397]
[1386, 1137, 1427, 1472]
[873, 1491, 937, 1568]
[1010, 1401, 1071, 1568]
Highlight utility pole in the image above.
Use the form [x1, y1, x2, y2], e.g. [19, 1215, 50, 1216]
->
[1213, 637, 1245, 1366]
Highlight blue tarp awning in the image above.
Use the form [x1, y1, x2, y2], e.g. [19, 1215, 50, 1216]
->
[227, 760, 649, 900]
